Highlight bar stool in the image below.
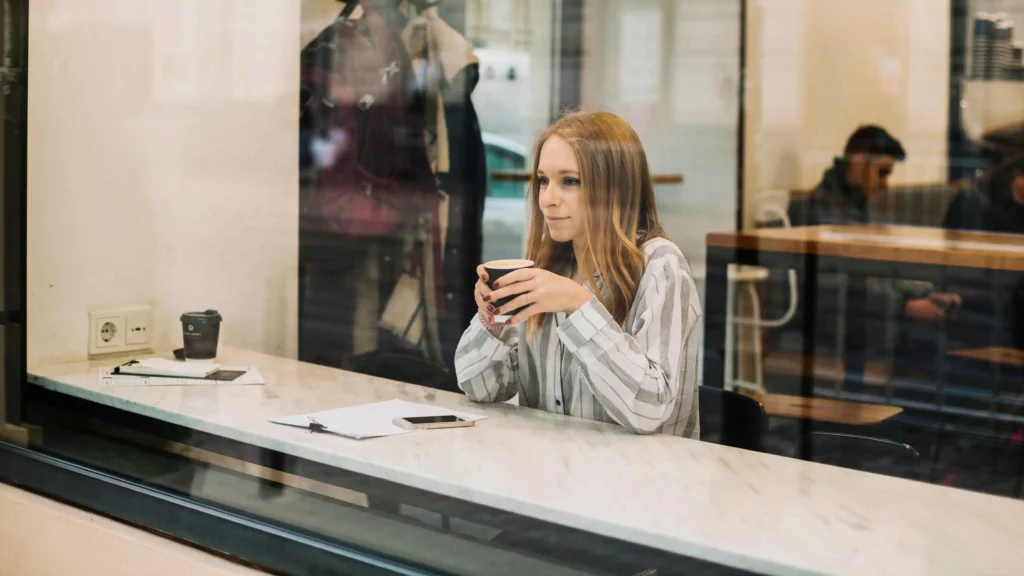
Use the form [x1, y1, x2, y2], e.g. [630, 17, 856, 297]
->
[725, 190, 798, 394]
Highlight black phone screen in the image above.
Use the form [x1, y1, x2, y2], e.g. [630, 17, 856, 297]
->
[402, 415, 464, 424]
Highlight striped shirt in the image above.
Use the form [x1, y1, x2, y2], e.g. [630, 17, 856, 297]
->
[454, 238, 701, 438]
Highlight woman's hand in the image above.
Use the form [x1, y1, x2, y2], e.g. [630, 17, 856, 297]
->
[474, 265, 503, 333]
[485, 268, 593, 325]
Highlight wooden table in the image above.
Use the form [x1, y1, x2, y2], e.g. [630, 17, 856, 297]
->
[762, 352, 891, 386]
[947, 346, 1024, 368]
[705, 225, 1024, 389]
[745, 392, 903, 426]
[704, 225, 1024, 459]
[707, 225, 1024, 273]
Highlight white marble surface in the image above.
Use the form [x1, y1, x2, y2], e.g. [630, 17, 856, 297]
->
[28, 347, 1024, 576]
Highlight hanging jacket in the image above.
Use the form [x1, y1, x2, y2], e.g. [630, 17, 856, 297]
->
[402, 9, 487, 382]
[298, 0, 447, 371]
[299, 0, 439, 242]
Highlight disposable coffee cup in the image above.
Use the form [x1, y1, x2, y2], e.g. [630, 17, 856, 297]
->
[484, 259, 534, 323]
[181, 310, 222, 360]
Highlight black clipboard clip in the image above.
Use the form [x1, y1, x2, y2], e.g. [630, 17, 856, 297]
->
[307, 416, 328, 434]
[111, 360, 140, 374]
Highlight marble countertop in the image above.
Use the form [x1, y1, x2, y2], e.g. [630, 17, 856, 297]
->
[28, 347, 1024, 576]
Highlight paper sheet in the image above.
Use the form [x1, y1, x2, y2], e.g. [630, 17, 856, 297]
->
[268, 399, 487, 440]
[98, 366, 265, 387]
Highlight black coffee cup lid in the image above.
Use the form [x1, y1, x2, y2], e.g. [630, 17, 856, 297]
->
[181, 309, 223, 323]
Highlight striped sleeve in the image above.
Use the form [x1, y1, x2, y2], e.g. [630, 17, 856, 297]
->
[556, 254, 696, 434]
[454, 314, 520, 403]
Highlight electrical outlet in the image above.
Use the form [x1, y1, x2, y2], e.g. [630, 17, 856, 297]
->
[126, 310, 151, 345]
[88, 305, 153, 356]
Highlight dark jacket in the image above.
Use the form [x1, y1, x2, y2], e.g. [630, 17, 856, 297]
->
[943, 180, 1024, 236]
[788, 159, 869, 226]
[943, 174, 1024, 352]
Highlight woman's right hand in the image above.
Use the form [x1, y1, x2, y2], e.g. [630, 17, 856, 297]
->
[475, 265, 499, 328]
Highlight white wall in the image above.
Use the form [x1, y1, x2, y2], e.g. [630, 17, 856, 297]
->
[27, 0, 300, 365]
[744, 0, 951, 226]
[581, 0, 741, 272]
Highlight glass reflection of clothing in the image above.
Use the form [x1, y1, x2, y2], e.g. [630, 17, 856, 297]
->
[454, 238, 701, 438]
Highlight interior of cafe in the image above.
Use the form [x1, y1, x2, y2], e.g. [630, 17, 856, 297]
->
[4, 0, 1024, 575]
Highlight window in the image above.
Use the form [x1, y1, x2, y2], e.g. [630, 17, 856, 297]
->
[2, 2, 1023, 575]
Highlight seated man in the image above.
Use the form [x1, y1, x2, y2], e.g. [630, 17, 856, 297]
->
[789, 125, 904, 227]
[783, 126, 960, 364]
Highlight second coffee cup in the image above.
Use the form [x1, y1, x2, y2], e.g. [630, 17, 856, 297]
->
[181, 310, 222, 360]
[484, 259, 534, 322]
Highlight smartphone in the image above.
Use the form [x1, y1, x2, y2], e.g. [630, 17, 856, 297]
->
[393, 415, 475, 430]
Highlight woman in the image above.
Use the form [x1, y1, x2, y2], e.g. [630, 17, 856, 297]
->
[454, 111, 701, 438]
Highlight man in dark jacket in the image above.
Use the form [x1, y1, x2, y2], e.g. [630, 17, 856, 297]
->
[786, 126, 961, 358]
[789, 125, 905, 227]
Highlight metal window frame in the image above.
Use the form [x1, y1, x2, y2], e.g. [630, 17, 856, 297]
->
[0, 0, 28, 444]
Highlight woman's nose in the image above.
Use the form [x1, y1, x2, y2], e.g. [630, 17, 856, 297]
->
[540, 184, 561, 207]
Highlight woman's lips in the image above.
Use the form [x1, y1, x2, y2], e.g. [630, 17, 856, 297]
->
[545, 216, 569, 222]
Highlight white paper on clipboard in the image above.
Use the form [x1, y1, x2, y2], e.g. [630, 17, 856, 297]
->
[98, 366, 265, 387]
[268, 399, 486, 440]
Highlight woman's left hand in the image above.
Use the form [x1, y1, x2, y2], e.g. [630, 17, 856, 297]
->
[485, 268, 593, 324]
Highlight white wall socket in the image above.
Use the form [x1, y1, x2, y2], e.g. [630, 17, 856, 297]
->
[88, 305, 153, 356]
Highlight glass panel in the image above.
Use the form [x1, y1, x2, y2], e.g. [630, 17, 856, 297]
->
[733, 0, 1024, 499]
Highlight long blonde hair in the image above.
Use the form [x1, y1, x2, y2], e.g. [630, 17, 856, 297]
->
[525, 110, 665, 335]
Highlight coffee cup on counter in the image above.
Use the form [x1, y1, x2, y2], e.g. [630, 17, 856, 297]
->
[484, 259, 534, 322]
[180, 310, 222, 360]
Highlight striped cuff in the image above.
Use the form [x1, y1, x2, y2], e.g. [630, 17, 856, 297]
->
[557, 297, 614, 353]
[471, 313, 514, 347]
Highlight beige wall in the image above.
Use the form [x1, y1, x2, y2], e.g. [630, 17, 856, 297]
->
[27, 0, 300, 365]
[0, 483, 263, 576]
[744, 0, 951, 226]
[581, 0, 741, 271]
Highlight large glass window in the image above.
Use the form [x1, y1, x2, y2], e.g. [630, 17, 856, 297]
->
[2, 1, 1024, 575]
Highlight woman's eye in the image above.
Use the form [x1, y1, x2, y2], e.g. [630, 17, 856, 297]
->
[563, 177, 580, 187]
[537, 176, 549, 186]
